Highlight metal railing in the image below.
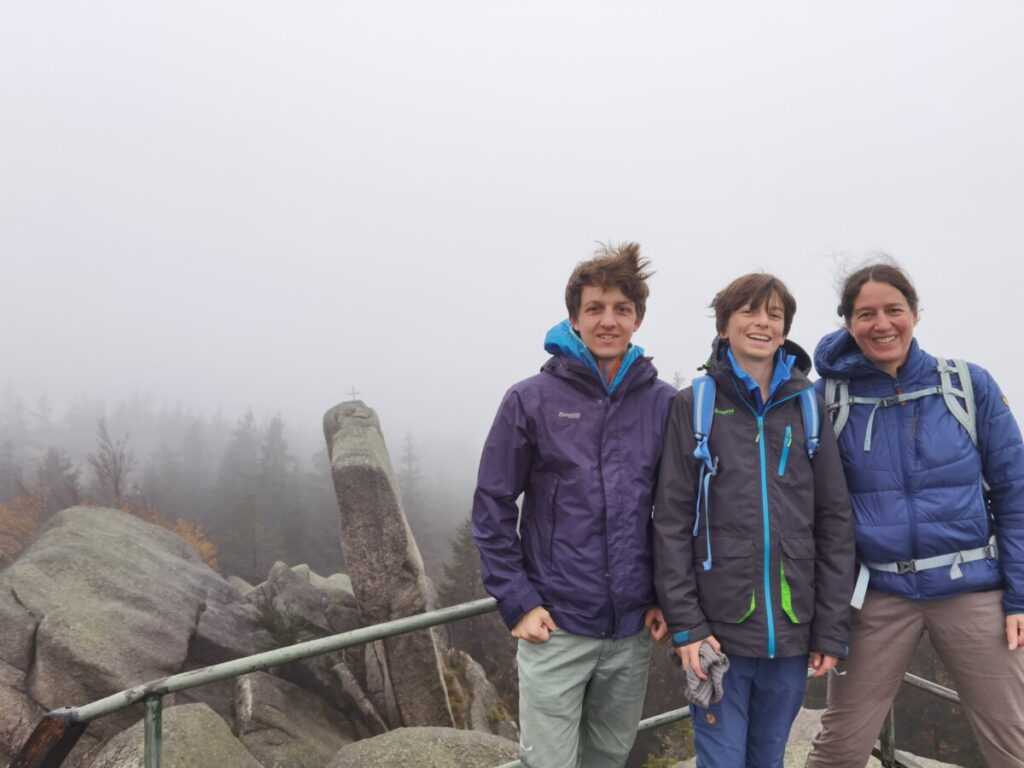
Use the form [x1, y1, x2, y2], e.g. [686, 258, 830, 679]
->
[8, 597, 962, 768]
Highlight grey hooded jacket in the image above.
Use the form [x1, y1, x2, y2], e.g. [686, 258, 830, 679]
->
[653, 339, 855, 659]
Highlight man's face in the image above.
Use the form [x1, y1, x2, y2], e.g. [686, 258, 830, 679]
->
[571, 284, 642, 363]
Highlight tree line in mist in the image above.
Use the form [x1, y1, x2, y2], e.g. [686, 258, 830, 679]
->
[0, 385, 473, 586]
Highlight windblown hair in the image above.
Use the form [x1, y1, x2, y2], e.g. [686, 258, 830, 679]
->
[712, 273, 797, 336]
[565, 242, 653, 320]
[837, 260, 919, 322]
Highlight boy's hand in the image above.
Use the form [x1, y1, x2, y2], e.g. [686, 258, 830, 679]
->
[675, 636, 721, 680]
[808, 653, 839, 677]
[512, 606, 559, 643]
[644, 607, 669, 643]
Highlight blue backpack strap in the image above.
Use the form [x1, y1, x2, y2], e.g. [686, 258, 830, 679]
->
[798, 386, 821, 460]
[691, 377, 718, 571]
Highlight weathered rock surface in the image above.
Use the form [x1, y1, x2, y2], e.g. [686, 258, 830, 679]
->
[0, 506, 270, 739]
[87, 703, 262, 768]
[446, 649, 518, 741]
[234, 672, 356, 768]
[323, 401, 454, 728]
[324, 726, 518, 768]
[244, 561, 360, 639]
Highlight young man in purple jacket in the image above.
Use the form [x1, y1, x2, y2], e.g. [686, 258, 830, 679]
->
[472, 243, 676, 768]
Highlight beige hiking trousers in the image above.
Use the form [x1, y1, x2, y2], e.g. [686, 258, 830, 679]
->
[805, 589, 1024, 768]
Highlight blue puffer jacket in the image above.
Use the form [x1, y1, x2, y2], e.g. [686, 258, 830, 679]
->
[472, 321, 676, 639]
[814, 329, 1024, 614]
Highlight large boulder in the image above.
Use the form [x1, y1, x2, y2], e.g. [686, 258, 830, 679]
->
[0, 507, 268, 736]
[324, 726, 518, 768]
[234, 672, 356, 768]
[0, 506, 273, 753]
[323, 401, 454, 728]
[244, 561, 360, 639]
[86, 703, 262, 768]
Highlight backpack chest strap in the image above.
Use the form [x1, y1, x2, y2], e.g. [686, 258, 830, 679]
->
[850, 538, 998, 609]
[833, 385, 944, 451]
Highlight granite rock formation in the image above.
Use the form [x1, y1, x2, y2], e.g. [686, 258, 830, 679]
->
[323, 401, 454, 728]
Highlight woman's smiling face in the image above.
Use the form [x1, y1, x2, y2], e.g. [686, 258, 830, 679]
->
[847, 280, 919, 377]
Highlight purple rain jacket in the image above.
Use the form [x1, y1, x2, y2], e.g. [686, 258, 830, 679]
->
[472, 320, 676, 639]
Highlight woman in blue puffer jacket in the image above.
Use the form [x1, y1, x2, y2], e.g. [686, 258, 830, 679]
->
[805, 262, 1024, 768]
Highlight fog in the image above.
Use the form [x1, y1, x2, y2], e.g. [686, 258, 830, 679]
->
[3, 1, 1023, 475]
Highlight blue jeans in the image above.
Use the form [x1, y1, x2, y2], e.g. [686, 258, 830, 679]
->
[691, 654, 808, 768]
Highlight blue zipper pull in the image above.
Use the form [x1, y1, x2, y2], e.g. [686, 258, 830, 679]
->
[778, 425, 792, 476]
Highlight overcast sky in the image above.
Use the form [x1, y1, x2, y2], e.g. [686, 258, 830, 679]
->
[3, 1, 1023, 469]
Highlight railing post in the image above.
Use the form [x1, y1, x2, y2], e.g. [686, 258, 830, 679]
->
[879, 706, 897, 768]
[143, 696, 163, 768]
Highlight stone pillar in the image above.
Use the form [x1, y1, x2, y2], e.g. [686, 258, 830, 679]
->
[323, 401, 454, 728]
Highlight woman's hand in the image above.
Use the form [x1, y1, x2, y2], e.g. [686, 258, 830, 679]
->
[675, 636, 721, 680]
[809, 653, 839, 677]
[1006, 613, 1024, 651]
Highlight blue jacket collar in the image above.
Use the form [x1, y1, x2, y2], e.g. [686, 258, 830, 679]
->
[544, 319, 644, 394]
[726, 347, 796, 412]
[814, 328, 924, 381]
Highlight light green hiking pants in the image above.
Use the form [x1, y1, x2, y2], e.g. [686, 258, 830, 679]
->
[517, 629, 652, 768]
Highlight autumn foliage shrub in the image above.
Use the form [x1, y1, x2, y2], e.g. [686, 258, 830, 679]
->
[0, 496, 43, 564]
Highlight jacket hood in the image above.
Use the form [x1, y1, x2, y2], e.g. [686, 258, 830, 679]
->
[543, 319, 645, 394]
[813, 328, 923, 380]
[706, 336, 812, 375]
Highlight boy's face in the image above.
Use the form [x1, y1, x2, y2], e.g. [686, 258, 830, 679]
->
[719, 294, 786, 368]
[571, 284, 642, 363]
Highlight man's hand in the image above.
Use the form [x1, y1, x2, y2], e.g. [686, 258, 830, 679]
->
[645, 607, 669, 643]
[674, 636, 721, 680]
[1007, 613, 1024, 651]
[808, 653, 839, 677]
[512, 606, 559, 643]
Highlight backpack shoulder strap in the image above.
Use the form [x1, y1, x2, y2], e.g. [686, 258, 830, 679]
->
[824, 377, 852, 437]
[691, 376, 717, 571]
[798, 387, 821, 460]
[692, 376, 716, 462]
[937, 358, 979, 448]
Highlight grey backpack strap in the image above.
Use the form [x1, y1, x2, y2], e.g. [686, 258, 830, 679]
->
[824, 378, 851, 437]
[937, 358, 978, 449]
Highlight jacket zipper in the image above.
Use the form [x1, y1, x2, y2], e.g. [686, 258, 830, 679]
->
[733, 380, 805, 660]
[778, 426, 792, 476]
[755, 415, 775, 657]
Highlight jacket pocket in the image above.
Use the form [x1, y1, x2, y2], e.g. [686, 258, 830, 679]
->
[778, 425, 793, 476]
[694, 535, 755, 623]
[779, 536, 815, 623]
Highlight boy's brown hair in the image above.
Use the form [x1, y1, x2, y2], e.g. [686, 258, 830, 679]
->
[565, 242, 653, 320]
[711, 273, 797, 336]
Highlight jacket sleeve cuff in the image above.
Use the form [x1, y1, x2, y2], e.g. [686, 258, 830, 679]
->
[809, 632, 849, 659]
[670, 622, 711, 647]
[498, 583, 545, 630]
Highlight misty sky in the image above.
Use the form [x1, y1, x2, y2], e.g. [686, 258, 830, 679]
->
[3, 1, 1023, 469]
